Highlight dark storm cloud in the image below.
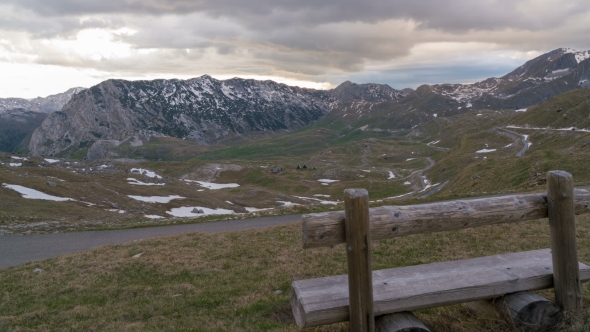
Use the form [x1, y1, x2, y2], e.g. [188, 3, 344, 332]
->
[2, 0, 590, 93]
[6, 0, 588, 31]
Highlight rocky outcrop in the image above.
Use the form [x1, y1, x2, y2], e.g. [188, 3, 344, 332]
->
[29, 77, 327, 157]
[329, 81, 411, 102]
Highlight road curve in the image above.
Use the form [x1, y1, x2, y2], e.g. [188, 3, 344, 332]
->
[0, 214, 301, 269]
[499, 128, 531, 157]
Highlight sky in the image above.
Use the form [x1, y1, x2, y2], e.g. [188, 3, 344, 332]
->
[1, 0, 590, 99]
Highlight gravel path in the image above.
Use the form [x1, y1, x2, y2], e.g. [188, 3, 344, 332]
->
[0, 214, 301, 269]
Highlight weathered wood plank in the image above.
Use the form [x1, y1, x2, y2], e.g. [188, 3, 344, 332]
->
[291, 249, 590, 328]
[344, 189, 374, 332]
[547, 171, 583, 312]
[302, 190, 590, 249]
[375, 312, 430, 332]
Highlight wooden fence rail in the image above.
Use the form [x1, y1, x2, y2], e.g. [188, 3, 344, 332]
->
[302, 189, 590, 249]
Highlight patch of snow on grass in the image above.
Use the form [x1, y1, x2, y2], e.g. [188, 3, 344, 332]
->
[144, 214, 164, 219]
[406, 158, 416, 161]
[387, 192, 414, 199]
[185, 180, 240, 189]
[433, 113, 437, 117]
[476, 149, 496, 153]
[244, 207, 274, 212]
[127, 178, 165, 186]
[362, 170, 371, 173]
[130, 168, 162, 179]
[44, 158, 60, 163]
[166, 206, 234, 218]
[515, 108, 527, 112]
[388, 171, 395, 179]
[2, 183, 75, 201]
[107, 209, 126, 214]
[127, 195, 185, 203]
[9, 163, 22, 167]
[313, 194, 331, 197]
[404, 181, 411, 185]
[294, 196, 340, 205]
[11, 156, 27, 160]
[427, 140, 440, 146]
[419, 182, 440, 193]
[277, 201, 301, 206]
[317, 179, 339, 183]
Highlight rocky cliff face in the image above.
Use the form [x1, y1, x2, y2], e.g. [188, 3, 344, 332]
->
[329, 81, 412, 102]
[29, 77, 303, 156]
[29, 76, 405, 158]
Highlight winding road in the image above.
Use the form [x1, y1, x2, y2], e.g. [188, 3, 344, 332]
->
[0, 214, 301, 269]
[498, 127, 532, 157]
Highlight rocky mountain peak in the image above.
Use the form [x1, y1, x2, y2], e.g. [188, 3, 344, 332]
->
[330, 81, 410, 102]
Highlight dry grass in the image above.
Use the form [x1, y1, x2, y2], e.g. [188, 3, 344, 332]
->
[2, 213, 590, 331]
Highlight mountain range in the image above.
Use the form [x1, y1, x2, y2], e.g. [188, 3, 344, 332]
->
[0, 47, 588, 159]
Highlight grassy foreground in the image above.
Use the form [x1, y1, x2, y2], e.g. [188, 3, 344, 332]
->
[2, 215, 590, 331]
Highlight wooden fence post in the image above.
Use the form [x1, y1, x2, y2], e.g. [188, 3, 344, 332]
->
[344, 189, 374, 332]
[547, 170, 582, 312]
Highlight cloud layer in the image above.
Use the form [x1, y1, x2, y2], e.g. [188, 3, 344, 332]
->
[1, 0, 590, 97]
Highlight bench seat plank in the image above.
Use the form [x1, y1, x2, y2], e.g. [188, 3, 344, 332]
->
[291, 249, 590, 328]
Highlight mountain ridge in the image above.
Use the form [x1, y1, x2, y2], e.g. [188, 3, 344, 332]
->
[19, 47, 590, 159]
[28, 76, 406, 158]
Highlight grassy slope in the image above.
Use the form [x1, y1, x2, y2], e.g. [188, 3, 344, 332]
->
[1, 215, 590, 331]
[4, 90, 590, 231]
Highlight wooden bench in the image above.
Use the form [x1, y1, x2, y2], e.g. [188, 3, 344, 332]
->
[291, 171, 590, 331]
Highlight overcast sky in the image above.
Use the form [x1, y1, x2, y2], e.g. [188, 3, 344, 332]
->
[1, 0, 589, 98]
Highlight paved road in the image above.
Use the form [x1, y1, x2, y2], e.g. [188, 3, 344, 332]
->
[498, 128, 531, 157]
[0, 214, 302, 269]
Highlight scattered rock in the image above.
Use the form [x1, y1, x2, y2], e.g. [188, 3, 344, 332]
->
[46, 181, 56, 187]
[274, 290, 283, 295]
[232, 206, 247, 213]
[191, 208, 204, 214]
[33, 268, 43, 273]
[18, 172, 29, 178]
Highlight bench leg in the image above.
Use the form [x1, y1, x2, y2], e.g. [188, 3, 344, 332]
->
[375, 312, 430, 332]
[501, 292, 561, 331]
[466, 292, 560, 331]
